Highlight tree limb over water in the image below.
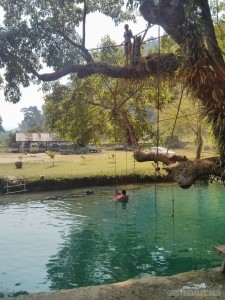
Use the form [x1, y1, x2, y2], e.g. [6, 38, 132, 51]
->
[134, 151, 218, 189]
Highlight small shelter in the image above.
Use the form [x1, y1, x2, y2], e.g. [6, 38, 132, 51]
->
[16, 133, 60, 152]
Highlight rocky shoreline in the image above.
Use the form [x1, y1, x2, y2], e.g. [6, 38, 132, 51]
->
[14, 267, 225, 300]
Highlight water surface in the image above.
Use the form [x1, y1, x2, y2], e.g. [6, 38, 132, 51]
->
[0, 182, 224, 297]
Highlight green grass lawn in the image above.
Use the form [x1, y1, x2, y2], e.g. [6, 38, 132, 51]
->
[0, 146, 217, 182]
[0, 151, 157, 181]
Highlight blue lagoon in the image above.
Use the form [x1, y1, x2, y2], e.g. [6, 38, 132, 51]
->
[0, 182, 224, 297]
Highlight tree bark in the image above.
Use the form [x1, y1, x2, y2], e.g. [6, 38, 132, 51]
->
[112, 105, 219, 188]
[196, 123, 203, 160]
[32, 53, 181, 81]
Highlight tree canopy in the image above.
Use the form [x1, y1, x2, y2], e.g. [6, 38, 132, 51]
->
[19, 106, 45, 131]
[43, 36, 163, 146]
[1, 0, 225, 188]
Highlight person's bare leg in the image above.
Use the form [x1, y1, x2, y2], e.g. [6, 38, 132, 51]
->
[124, 45, 129, 65]
[128, 43, 132, 64]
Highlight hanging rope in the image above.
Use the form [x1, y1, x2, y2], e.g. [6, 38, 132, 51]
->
[113, 118, 118, 191]
[133, 153, 136, 173]
[154, 24, 161, 215]
[131, 149, 136, 195]
[125, 145, 128, 176]
[166, 87, 184, 152]
[171, 183, 175, 217]
[156, 26, 161, 158]
[166, 88, 184, 219]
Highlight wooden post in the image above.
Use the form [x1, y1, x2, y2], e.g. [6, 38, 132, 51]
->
[131, 35, 142, 65]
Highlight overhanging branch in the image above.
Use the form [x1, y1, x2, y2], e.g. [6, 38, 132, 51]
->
[108, 102, 220, 189]
[31, 53, 181, 82]
[134, 150, 218, 189]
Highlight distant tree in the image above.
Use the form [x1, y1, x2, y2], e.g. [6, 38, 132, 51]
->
[0, 116, 5, 133]
[19, 106, 45, 132]
[5, 131, 17, 147]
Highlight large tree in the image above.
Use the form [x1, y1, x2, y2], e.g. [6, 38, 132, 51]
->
[19, 106, 45, 131]
[1, 0, 225, 188]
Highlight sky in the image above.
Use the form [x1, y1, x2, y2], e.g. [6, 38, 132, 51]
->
[0, 12, 158, 130]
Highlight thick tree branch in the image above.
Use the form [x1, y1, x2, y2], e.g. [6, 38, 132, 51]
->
[134, 151, 218, 189]
[134, 151, 188, 165]
[31, 53, 181, 82]
[163, 157, 218, 189]
[113, 103, 219, 189]
[198, 0, 225, 67]
[140, 0, 186, 45]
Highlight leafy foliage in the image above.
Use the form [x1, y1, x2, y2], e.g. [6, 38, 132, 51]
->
[19, 106, 45, 131]
[0, 0, 135, 103]
[43, 37, 160, 145]
[45, 150, 55, 166]
[1, 0, 225, 180]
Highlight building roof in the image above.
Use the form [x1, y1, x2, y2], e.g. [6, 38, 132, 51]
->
[16, 133, 59, 142]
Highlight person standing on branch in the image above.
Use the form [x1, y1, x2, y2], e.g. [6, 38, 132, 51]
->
[123, 24, 133, 65]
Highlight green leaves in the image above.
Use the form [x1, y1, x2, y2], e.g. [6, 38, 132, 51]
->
[45, 150, 55, 166]
[19, 106, 45, 131]
[0, 0, 135, 103]
[43, 37, 159, 146]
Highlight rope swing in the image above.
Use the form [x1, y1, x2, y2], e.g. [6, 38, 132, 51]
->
[167, 87, 184, 152]
[154, 24, 162, 215]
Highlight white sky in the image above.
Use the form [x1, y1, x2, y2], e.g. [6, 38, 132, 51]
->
[1, 12, 157, 130]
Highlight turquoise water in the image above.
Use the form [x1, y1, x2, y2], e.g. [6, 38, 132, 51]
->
[0, 182, 225, 297]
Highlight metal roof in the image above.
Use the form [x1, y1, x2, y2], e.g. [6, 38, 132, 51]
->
[16, 133, 59, 142]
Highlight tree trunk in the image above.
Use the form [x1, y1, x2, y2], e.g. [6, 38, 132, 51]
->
[196, 123, 203, 160]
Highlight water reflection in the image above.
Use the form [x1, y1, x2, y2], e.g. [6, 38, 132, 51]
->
[0, 183, 225, 295]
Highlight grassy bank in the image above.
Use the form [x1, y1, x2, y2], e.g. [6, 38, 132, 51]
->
[0, 151, 170, 193]
[0, 151, 156, 179]
[0, 148, 215, 193]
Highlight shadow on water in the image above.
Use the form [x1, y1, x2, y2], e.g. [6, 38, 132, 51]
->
[0, 182, 225, 296]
